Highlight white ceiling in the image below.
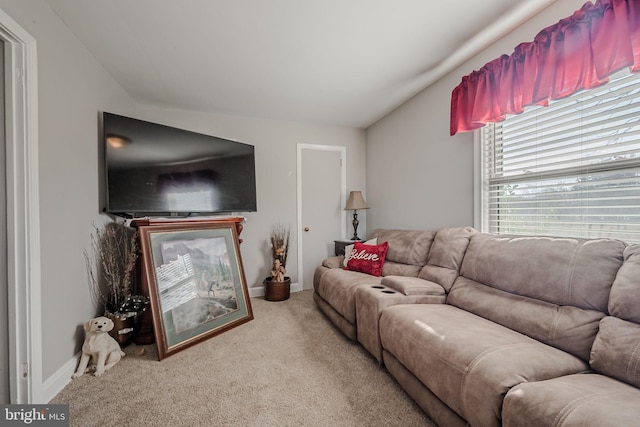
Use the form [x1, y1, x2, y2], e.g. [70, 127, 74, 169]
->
[44, 0, 554, 128]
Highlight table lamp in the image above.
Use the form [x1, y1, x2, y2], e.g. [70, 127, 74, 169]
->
[345, 191, 369, 240]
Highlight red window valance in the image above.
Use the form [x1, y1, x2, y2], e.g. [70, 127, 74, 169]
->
[450, 0, 640, 136]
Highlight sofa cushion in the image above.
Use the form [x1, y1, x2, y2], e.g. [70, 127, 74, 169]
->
[503, 374, 640, 427]
[315, 268, 382, 324]
[419, 226, 476, 291]
[590, 316, 640, 388]
[448, 277, 605, 361]
[322, 256, 343, 269]
[381, 276, 445, 296]
[608, 244, 640, 323]
[459, 234, 624, 312]
[380, 304, 589, 427]
[589, 244, 640, 388]
[450, 234, 625, 361]
[381, 261, 422, 277]
[368, 229, 435, 266]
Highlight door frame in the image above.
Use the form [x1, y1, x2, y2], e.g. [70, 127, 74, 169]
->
[0, 8, 41, 404]
[296, 144, 346, 290]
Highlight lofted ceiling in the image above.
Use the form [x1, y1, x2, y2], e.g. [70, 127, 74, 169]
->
[44, 0, 555, 128]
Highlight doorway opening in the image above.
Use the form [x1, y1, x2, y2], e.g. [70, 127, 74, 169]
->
[0, 8, 41, 404]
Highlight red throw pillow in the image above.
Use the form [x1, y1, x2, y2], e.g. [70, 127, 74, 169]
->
[345, 241, 389, 277]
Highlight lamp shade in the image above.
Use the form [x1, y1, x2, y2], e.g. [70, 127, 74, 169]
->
[345, 191, 369, 210]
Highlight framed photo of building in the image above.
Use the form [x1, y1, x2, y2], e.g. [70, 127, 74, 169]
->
[138, 220, 253, 360]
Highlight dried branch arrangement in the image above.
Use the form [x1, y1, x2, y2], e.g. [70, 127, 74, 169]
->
[85, 221, 140, 315]
[270, 224, 290, 282]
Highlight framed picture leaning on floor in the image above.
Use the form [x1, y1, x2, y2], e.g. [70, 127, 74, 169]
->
[138, 221, 253, 360]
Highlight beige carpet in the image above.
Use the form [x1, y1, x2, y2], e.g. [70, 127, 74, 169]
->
[52, 290, 435, 426]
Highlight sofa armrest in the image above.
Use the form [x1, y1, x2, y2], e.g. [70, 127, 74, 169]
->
[381, 276, 445, 296]
[322, 256, 344, 269]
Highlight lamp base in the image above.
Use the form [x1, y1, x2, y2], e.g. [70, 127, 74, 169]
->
[351, 211, 360, 240]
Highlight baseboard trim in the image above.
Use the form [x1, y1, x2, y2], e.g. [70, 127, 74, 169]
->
[249, 282, 302, 298]
[43, 352, 80, 403]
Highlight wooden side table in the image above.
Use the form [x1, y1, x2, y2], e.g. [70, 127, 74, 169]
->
[334, 240, 361, 256]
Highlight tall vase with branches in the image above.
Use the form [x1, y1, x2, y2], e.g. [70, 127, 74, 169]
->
[265, 224, 291, 301]
[85, 221, 148, 344]
[270, 224, 290, 282]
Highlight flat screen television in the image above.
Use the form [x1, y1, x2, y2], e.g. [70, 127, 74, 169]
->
[102, 112, 257, 217]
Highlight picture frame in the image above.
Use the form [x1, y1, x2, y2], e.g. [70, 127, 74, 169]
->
[138, 221, 253, 360]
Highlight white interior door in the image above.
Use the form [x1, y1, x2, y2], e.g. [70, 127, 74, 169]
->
[297, 145, 345, 290]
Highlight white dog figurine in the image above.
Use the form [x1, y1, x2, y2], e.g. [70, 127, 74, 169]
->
[72, 316, 125, 378]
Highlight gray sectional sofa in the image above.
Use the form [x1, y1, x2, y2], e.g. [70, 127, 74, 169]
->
[313, 227, 640, 426]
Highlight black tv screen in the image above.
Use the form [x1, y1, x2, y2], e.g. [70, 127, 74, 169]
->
[102, 112, 257, 216]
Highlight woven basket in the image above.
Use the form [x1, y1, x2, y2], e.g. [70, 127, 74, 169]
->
[264, 277, 291, 301]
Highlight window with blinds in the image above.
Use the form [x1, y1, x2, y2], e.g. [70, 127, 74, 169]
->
[478, 69, 640, 243]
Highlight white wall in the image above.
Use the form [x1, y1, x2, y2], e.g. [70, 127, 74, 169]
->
[366, 82, 473, 231]
[0, 0, 138, 381]
[366, 0, 586, 231]
[135, 106, 366, 288]
[0, 0, 367, 394]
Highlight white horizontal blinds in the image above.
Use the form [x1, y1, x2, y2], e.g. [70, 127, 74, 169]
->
[482, 70, 640, 243]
